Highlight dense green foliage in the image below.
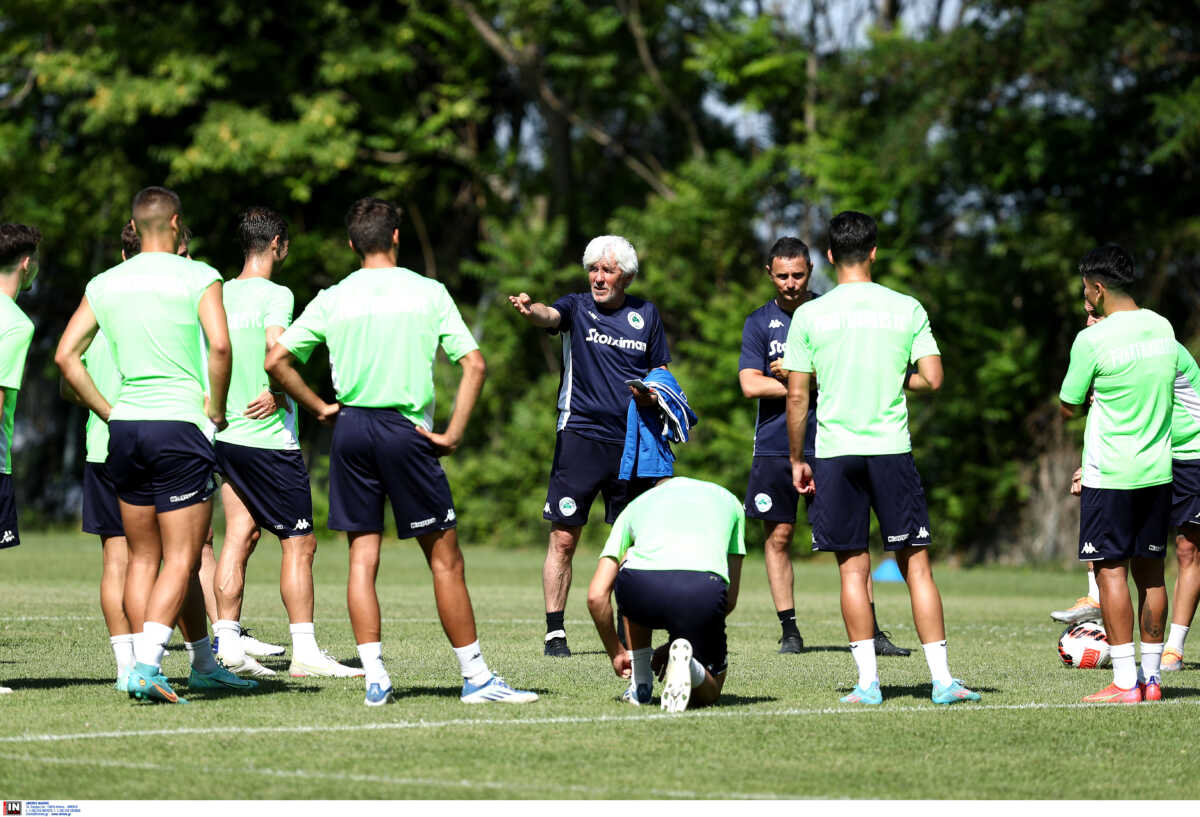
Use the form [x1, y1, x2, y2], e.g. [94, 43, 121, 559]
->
[2, 1, 1198, 555]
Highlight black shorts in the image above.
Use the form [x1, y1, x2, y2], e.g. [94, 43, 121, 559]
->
[328, 406, 455, 538]
[106, 420, 217, 513]
[82, 461, 124, 538]
[809, 453, 932, 552]
[1171, 459, 1200, 529]
[543, 430, 653, 526]
[216, 442, 314, 540]
[744, 455, 812, 522]
[615, 568, 729, 675]
[0, 473, 18, 549]
[1079, 483, 1170, 562]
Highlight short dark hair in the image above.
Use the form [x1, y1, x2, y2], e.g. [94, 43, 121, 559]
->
[1079, 244, 1137, 293]
[766, 236, 812, 269]
[121, 221, 140, 258]
[0, 223, 42, 268]
[345, 197, 401, 256]
[238, 207, 289, 256]
[828, 211, 877, 266]
[131, 186, 182, 237]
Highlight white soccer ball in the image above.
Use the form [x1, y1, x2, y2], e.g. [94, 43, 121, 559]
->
[1057, 621, 1110, 668]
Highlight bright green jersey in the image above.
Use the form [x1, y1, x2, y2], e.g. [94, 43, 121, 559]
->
[1172, 343, 1200, 460]
[214, 277, 298, 450]
[1060, 309, 1175, 489]
[84, 252, 221, 430]
[0, 293, 34, 475]
[279, 267, 478, 428]
[600, 477, 746, 582]
[782, 281, 939, 457]
[81, 328, 123, 463]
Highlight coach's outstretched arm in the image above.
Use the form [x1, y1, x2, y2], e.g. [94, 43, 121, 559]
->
[265, 344, 340, 425]
[416, 349, 486, 456]
[905, 354, 944, 391]
[507, 292, 561, 329]
[54, 296, 110, 420]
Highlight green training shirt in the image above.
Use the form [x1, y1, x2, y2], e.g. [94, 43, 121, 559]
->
[214, 277, 299, 450]
[85, 252, 221, 430]
[278, 267, 478, 429]
[1172, 343, 1200, 461]
[600, 477, 746, 582]
[81, 328, 123, 463]
[782, 281, 939, 457]
[0, 293, 34, 474]
[1059, 309, 1175, 489]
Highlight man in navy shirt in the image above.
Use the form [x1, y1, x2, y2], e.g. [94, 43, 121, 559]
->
[509, 235, 671, 656]
[739, 236, 910, 657]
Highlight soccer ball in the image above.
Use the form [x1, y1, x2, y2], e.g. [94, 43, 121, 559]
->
[1057, 622, 1110, 668]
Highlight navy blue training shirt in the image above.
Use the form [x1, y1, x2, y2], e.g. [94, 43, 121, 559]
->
[738, 298, 817, 457]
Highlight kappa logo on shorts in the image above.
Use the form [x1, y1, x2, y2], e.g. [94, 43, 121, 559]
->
[627, 312, 644, 331]
[753, 493, 773, 513]
[294, 518, 311, 531]
[444, 508, 456, 522]
[1, 530, 13, 544]
[558, 497, 578, 516]
[916, 526, 930, 539]
[544, 502, 551, 514]
[1081, 542, 1098, 555]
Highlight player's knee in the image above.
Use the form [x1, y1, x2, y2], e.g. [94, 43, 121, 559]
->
[548, 531, 579, 559]
[1177, 529, 1200, 566]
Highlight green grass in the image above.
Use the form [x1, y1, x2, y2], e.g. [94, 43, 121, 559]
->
[1, 531, 1198, 799]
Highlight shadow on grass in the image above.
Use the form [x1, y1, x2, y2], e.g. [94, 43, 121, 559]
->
[182, 681, 322, 701]
[710, 694, 777, 707]
[864, 683, 1002, 700]
[396, 685, 553, 700]
[1161, 685, 1200, 700]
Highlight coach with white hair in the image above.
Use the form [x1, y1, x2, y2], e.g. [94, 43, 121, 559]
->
[509, 235, 672, 658]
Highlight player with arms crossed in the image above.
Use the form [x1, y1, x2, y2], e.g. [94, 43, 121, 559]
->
[56, 187, 254, 702]
[586, 476, 745, 711]
[1060, 245, 1175, 703]
[267, 197, 536, 706]
[508, 235, 671, 657]
[785, 211, 979, 705]
[0, 223, 40, 694]
[212, 207, 359, 678]
[740, 236, 908, 656]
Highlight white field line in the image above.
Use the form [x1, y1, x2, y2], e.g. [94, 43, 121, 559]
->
[3, 698, 1199, 747]
[0, 751, 782, 799]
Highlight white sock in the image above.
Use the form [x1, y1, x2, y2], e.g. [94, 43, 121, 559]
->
[356, 642, 389, 687]
[631, 647, 653, 688]
[1110, 642, 1137, 689]
[1166, 623, 1189, 652]
[289, 622, 320, 662]
[1086, 566, 1099, 600]
[849, 638, 878, 688]
[452, 640, 490, 685]
[214, 619, 243, 662]
[185, 637, 219, 673]
[922, 639, 953, 685]
[688, 658, 707, 687]
[110, 634, 135, 673]
[1140, 641, 1164, 679]
[134, 621, 173, 669]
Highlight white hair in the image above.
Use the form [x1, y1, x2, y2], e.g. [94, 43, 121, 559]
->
[582, 235, 638, 282]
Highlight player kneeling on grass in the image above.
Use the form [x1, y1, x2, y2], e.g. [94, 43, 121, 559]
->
[586, 476, 745, 712]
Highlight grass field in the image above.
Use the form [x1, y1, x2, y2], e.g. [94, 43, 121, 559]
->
[1, 530, 1198, 800]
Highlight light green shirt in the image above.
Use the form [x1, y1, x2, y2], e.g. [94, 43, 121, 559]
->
[1060, 309, 1175, 489]
[279, 267, 478, 429]
[81, 328, 123, 463]
[214, 277, 298, 450]
[600, 477, 746, 582]
[85, 252, 221, 430]
[782, 281, 939, 457]
[1172, 343, 1200, 461]
[0, 293, 34, 474]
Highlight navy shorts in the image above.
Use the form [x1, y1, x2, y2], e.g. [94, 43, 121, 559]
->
[745, 455, 812, 522]
[216, 442, 314, 540]
[106, 420, 217, 513]
[809, 453, 932, 552]
[0, 474, 19, 549]
[82, 461, 124, 538]
[615, 568, 729, 675]
[329, 406, 455, 538]
[1171, 459, 1200, 529]
[1079, 483, 1170, 561]
[544, 430, 653, 526]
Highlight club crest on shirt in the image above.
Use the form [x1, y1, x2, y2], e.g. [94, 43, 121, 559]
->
[627, 312, 644, 331]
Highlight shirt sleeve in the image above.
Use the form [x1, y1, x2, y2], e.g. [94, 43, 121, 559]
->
[728, 495, 747, 556]
[1179, 343, 1200, 384]
[738, 314, 763, 372]
[0, 319, 34, 390]
[910, 302, 940, 362]
[781, 311, 813, 373]
[192, 263, 222, 308]
[1059, 331, 1095, 405]
[644, 305, 672, 369]
[550, 294, 574, 335]
[436, 284, 479, 362]
[278, 289, 329, 364]
[264, 285, 294, 330]
[600, 508, 633, 562]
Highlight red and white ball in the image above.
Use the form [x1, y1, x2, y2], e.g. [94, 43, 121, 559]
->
[1057, 622, 1110, 668]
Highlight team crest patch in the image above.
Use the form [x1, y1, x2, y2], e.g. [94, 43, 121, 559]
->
[558, 497, 578, 516]
[627, 312, 644, 331]
[754, 493, 773, 513]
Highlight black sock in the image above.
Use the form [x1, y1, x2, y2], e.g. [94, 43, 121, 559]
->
[777, 608, 800, 637]
[546, 611, 565, 635]
[871, 602, 882, 637]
